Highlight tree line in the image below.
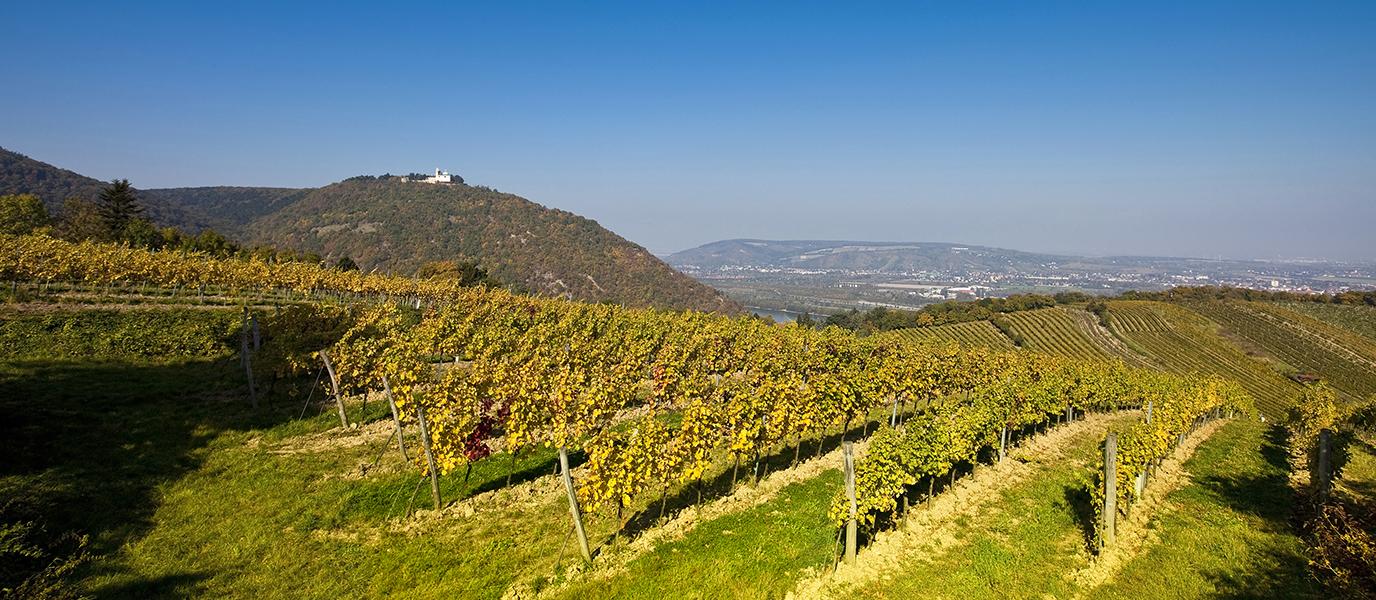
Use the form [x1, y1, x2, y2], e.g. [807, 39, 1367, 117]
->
[0, 181, 340, 266]
[823, 292, 1097, 334]
[1120, 285, 1376, 307]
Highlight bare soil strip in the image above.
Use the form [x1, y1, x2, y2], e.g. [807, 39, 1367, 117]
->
[790, 410, 1136, 599]
[1070, 417, 1231, 595]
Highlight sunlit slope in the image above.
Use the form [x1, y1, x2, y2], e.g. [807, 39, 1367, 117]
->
[1004, 307, 1120, 361]
[1106, 301, 1298, 418]
[882, 320, 1016, 350]
[1278, 302, 1376, 347]
[1184, 301, 1376, 402]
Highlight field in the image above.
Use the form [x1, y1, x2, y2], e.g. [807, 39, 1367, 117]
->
[827, 417, 1319, 599]
[1002, 308, 1117, 360]
[881, 319, 1016, 350]
[882, 306, 1151, 366]
[1105, 301, 1299, 418]
[0, 350, 1301, 599]
[1001, 306, 1155, 366]
[1184, 301, 1376, 402]
[1281, 302, 1376, 344]
[1, 235, 1370, 599]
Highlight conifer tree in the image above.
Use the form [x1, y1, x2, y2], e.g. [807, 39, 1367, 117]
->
[97, 179, 142, 238]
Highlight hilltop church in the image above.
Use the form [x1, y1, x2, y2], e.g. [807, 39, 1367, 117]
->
[420, 168, 457, 184]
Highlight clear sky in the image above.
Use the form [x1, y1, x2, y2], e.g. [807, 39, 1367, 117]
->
[2, 1, 1373, 260]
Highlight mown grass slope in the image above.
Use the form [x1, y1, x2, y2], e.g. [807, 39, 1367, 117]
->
[1092, 420, 1322, 598]
[6, 298, 1369, 598]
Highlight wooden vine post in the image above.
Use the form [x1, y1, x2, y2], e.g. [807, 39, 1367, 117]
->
[560, 447, 592, 562]
[414, 404, 442, 510]
[844, 441, 858, 564]
[998, 425, 1009, 462]
[240, 308, 258, 410]
[380, 374, 409, 461]
[1102, 433, 1118, 548]
[250, 313, 261, 350]
[319, 350, 349, 427]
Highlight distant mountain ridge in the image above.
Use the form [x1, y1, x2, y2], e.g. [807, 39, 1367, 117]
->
[668, 239, 1078, 273]
[667, 238, 1356, 274]
[0, 147, 737, 313]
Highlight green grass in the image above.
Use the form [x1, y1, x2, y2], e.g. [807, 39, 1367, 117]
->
[852, 418, 1322, 599]
[550, 472, 844, 600]
[848, 415, 1115, 599]
[1091, 420, 1323, 598]
[0, 357, 597, 598]
[0, 303, 1354, 597]
[1336, 431, 1376, 503]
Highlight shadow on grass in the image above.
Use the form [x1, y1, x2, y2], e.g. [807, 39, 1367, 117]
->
[93, 572, 212, 598]
[1204, 549, 1318, 600]
[471, 450, 576, 499]
[1200, 424, 1306, 528]
[1262, 423, 1292, 472]
[1199, 424, 1324, 599]
[0, 358, 322, 598]
[614, 413, 896, 545]
[1063, 485, 1098, 554]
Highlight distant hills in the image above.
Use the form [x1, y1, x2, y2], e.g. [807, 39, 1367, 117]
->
[0, 148, 210, 231]
[668, 239, 1374, 314]
[0, 147, 737, 313]
[667, 239, 1073, 273]
[667, 238, 1369, 275]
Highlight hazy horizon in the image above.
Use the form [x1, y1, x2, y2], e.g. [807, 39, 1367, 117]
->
[3, 2, 1373, 261]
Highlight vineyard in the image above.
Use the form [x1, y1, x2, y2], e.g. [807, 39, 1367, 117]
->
[0, 233, 1350, 599]
[1182, 301, 1376, 402]
[1281, 302, 1376, 345]
[879, 319, 1016, 350]
[1105, 301, 1299, 419]
[1002, 307, 1121, 361]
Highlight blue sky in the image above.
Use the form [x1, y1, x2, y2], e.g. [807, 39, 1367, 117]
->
[2, 1, 1373, 260]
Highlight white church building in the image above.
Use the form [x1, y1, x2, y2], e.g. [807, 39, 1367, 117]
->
[421, 168, 455, 184]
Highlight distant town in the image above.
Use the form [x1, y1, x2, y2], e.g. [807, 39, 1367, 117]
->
[668, 239, 1376, 315]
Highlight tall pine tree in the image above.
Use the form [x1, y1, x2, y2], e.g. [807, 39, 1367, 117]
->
[97, 179, 142, 239]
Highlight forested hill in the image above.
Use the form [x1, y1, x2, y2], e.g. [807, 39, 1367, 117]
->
[0, 147, 738, 313]
[244, 179, 737, 311]
[141, 186, 309, 236]
[0, 147, 206, 230]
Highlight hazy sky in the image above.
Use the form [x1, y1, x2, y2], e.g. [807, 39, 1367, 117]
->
[2, 2, 1373, 260]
